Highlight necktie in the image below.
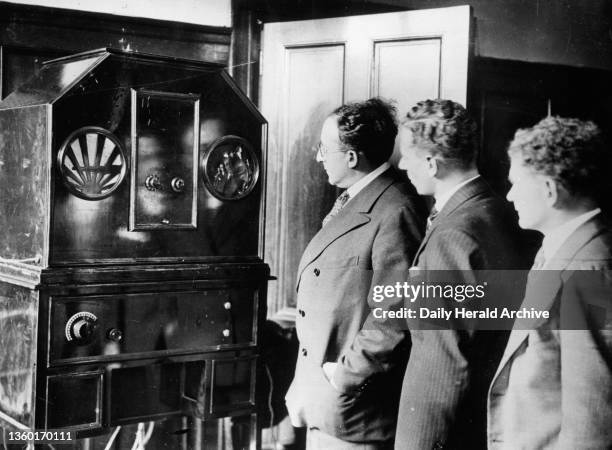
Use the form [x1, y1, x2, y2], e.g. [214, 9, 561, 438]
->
[322, 191, 350, 227]
[426, 206, 439, 231]
[531, 247, 546, 270]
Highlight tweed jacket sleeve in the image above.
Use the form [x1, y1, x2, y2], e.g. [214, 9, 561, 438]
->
[556, 268, 612, 448]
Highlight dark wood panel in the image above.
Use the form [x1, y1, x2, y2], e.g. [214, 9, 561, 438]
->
[229, 0, 262, 103]
[0, 1, 230, 49]
[0, 45, 66, 98]
[0, 1, 231, 99]
[470, 56, 612, 260]
[472, 57, 612, 195]
[477, 91, 547, 193]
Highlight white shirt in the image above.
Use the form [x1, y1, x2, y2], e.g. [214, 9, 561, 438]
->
[541, 208, 601, 267]
[434, 175, 480, 212]
[345, 161, 391, 202]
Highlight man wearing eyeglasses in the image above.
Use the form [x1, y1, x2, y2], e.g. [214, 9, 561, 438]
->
[285, 98, 425, 449]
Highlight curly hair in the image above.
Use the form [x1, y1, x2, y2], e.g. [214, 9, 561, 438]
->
[402, 99, 477, 168]
[332, 97, 398, 167]
[508, 116, 607, 199]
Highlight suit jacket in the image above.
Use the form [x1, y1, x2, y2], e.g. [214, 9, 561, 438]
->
[488, 215, 612, 449]
[285, 168, 425, 443]
[396, 177, 526, 450]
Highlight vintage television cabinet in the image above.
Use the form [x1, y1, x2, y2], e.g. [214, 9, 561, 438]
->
[0, 48, 268, 443]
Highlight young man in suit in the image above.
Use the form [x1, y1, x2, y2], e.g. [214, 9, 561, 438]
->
[285, 98, 425, 449]
[395, 99, 524, 449]
[488, 116, 612, 449]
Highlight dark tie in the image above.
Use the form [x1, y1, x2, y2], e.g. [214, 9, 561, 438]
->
[322, 191, 350, 227]
[426, 206, 439, 231]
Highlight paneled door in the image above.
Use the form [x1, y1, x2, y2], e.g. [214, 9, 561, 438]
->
[261, 6, 472, 314]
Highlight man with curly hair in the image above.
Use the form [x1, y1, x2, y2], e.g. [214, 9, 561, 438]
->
[395, 99, 525, 449]
[285, 98, 425, 449]
[488, 116, 612, 449]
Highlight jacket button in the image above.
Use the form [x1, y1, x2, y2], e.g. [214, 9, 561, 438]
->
[314, 268, 320, 276]
[301, 348, 307, 357]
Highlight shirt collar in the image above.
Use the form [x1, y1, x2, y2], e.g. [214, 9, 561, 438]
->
[542, 208, 601, 264]
[345, 162, 390, 201]
[434, 175, 480, 212]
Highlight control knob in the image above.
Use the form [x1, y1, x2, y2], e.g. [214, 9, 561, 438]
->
[65, 312, 98, 344]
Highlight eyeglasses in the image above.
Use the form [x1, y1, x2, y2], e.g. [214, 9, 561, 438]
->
[315, 142, 346, 160]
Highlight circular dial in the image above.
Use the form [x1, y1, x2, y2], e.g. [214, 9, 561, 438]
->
[202, 135, 259, 201]
[57, 126, 127, 200]
[65, 311, 98, 344]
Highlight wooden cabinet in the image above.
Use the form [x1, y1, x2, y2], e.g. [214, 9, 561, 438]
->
[0, 49, 268, 450]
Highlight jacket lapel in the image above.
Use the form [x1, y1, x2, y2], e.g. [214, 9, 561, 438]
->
[494, 270, 562, 379]
[546, 215, 608, 270]
[295, 170, 396, 290]
[493, 215, 607, 381]
[413, 177, 494, 266]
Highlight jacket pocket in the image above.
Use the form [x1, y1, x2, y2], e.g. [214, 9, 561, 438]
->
[307, 366, 359, 435]
[316, 255, 360, 269]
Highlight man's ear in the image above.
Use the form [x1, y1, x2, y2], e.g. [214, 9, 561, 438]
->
[426, 156, 438, 177]
[543, 178, 559, 207]
[347, 150, 359, 169]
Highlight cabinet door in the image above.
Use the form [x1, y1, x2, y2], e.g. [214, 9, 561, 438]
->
[260, 6, 472, 312]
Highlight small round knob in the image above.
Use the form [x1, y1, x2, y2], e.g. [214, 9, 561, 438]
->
[171, 177, 185, 193]
[223, 301, 232, 310]
[107, 328, 123, 342]
[222, 329, 231, 337]
[145, 174, 162, 191]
